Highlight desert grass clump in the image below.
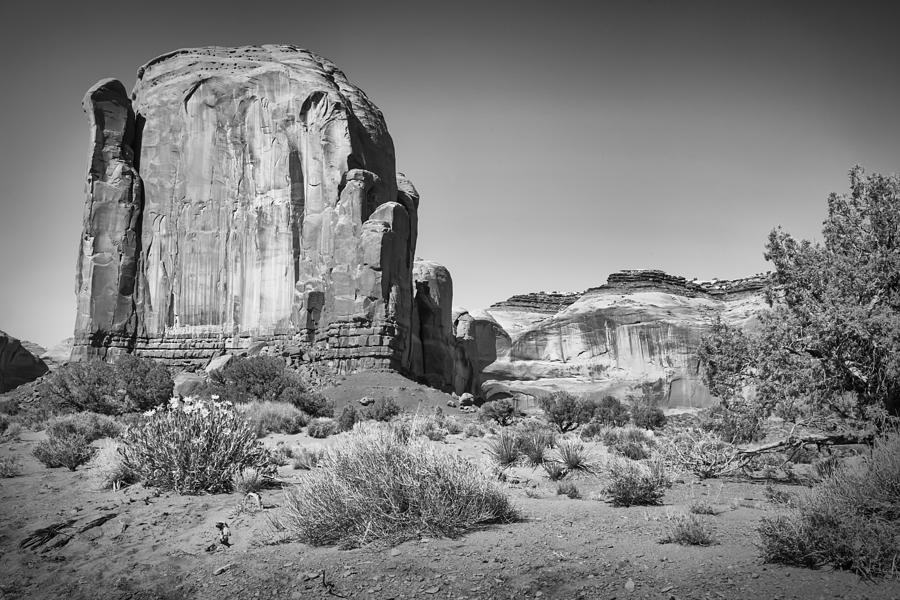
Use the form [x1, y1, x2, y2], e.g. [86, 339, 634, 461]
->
[605, 457, 672, 507]
[233, 468, 266, 494]
[553, 440, 598, 475]
[279, 425, 519, 547]
[556, 481, 581, 499]
[598, 425, 655, 447]
[757, 430, 900, 578]
[86, 440, 138, 490]
[120, 396, 273, 494]
[487, 429, 521, 468]
[363, 397, 402, 422]
[0, 456, 21, 478]
[479, 399, 518, 426]
[660, 514, 717, 546]
[239, 401, 309, 436]
[689, 499, 718, 515]
[292, 446, 325, 470]
[1, 422, 22, 441]
[46, 412, 122, 442]
[613, 440, 651, 460]
[542, 461, 567, 481]
[307, 417, 338, 439]
[464, 423, 486, 438]
[33, 434, 96, 471]
[517, 428, 557, 467]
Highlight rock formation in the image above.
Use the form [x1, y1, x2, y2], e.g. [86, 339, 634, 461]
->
[480, 270, 769, 409]
[74, 45, 419, 373]
[0, 331, 49, 393]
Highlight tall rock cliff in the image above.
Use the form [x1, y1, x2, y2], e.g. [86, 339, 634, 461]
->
[480, 270, 769, 408]
[74, 45, 416, 372]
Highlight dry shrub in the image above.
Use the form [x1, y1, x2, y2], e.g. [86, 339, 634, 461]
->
[758, 430, 900, 578]
[33, 434, 96, 471]
[1, 422, 22, 441]
[121, 397, 273, 494]
[613, 440, 650, 460]
[46, 412, 122, 442]
[663, 428, 744, 478]
[279, 425, 518, 547]
[337, 404, 360, 432]
[238, 401, 309, 436]
[517, 428, 556, 467]
[605, 457, 672, 507]
[307, 418, 338, 439]
[590, 396, 631, 427]
[292, 446, 325, 470]
[660, 514, 717, 546]
[598, 425, 655, 447]
[464, 423, 486, 438]
[631, 402, 667, 430]
[0, 456, 21, 478]
[363, 397, 402, 422]
[556, 481, 581, 499]
[690, 499, 718, 515]
[279, 387, 334, 418]
[86, 440, 137, 490]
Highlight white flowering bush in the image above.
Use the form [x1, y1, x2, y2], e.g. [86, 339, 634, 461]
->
[120, 396, 274, 494]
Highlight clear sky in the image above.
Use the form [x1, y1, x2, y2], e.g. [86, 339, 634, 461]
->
[1, 0, 899, 348]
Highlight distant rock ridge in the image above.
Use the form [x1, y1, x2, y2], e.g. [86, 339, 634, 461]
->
[0, 331, 49, 393]
[478, 269, 771, 409]
[490, 292, 580, 313]
[599, 269, 769, 299]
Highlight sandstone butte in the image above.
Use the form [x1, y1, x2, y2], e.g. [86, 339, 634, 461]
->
[72, 44, 489, 397]
[53, 45, 770, 407]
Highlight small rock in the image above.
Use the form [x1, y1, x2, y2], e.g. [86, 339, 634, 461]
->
[213, 564, 233, 576]
[424, 587, 439, 594]
[625, 578, 635, 592]
[358, 396, 375, 406]
[390, 548, 401, 556]
[447, 400, 457, 408]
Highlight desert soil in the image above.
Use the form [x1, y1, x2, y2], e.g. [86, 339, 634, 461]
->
[2, 375, 899, 600]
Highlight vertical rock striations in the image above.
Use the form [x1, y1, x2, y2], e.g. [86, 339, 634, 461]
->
[73, 46, 416, 373]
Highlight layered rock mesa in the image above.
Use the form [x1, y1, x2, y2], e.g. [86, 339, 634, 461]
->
[74, 45, 422, 373]
[480, 270, 769, 408]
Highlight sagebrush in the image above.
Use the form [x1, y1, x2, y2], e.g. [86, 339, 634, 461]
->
[605, 457, 672, 507]
[279, 425, 518, 547]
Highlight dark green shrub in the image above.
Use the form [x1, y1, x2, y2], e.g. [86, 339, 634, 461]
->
[479, 399, 518, 426]
[338, 404, 360, 432]
[540, 391, 590, 433]
[698, 403, 764, 443]
[44, 356, 174, 416]
[209, 356, 289, 403]
[591, 396, 630, 427]
[46, 412, 122, 442]
[115, 354, 173, 411]
[631, 402, 667, 430]
[45, 360, 125, 415]
[34, 434, 96, 471]
[362, 397, 401, 422]
[280, 386, 334, 418]
[556, 481, 581, 499]
[307, 418, 338, 439]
